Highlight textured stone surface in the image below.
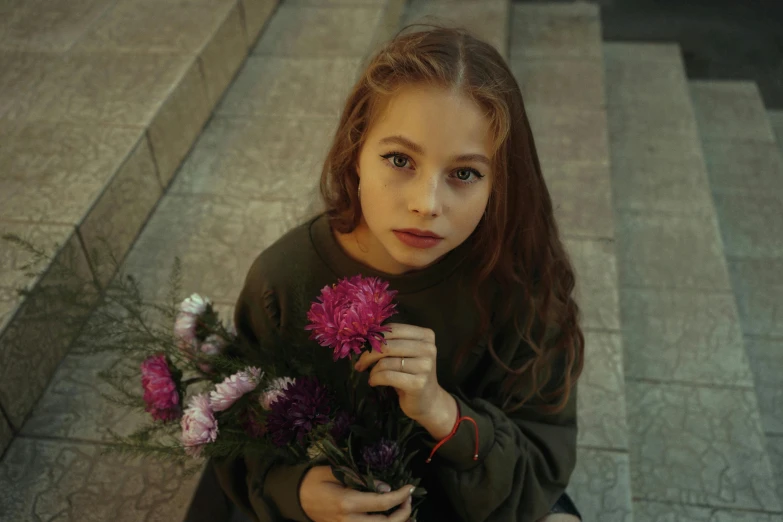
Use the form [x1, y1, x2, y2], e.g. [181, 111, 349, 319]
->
[169, 115, 336, 200]
[510, 3, 601, 59]
[527, 106, 609, 165]
[79, 136, 162, 288]
[5, 52, 194, 125]
[0, 222, 76, 291]
[511, 58, 604, 109]
[0, 0, 113, 52]
[121, 193, 314, 304]
[711, 192, 783, 259]
[702, 140, 783, 195]
[253, 5, 382, 57]
[21, 351, 148, 443]
[604, 43, 690, 107]
[403, 0, 509, 59]
[147, 59, 211, 187]
[0, 51, 58, 119]
[0, 120, 145, 225]
[621, 288, 753, 386]
[611, 150, 714, 216]
[771, 110, 783, 158]
[615, 212, 732, 290]
[768, 434, 783, 504]
[217, 56, 361, 118]
[578, 331, 627, 450]
[0, 411, 11, 456]
[608, 97, 699, 142]
[727, 258, 783, 339]
[0, 438, 202, 521]
[567, 448, 632, 522]
[0, 288, 16, 333]
[634, 501, 782, 522]
[71, 0, 233, 54]
[744, 338, 783, 435]
[563, 238, 620, 331]
[200, 2, 248, 106]
[240, 0, 278, 46]
[627, 381, 780, 511]
[690, 81, 776, 142]
[544, 161, 614, 240]
[0, 229, 96, 429]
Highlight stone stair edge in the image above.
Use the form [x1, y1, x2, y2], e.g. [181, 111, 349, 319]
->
[0, 0, 282, 457]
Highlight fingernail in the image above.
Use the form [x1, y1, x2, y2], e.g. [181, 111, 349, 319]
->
[409, 486, 415, 496]
[378, 484, 391, 493]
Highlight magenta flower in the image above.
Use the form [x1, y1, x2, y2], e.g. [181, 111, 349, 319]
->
[305, 276, 398, 360]
[181, 393, 218, 457]
[265, 377, 332, 447]
[260, 376, 297, 410]
[210, 367, 263, 412]
[140, 354, 181, 422]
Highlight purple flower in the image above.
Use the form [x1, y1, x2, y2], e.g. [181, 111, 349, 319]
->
[360, 438, 400, 472]
[305, 276, 398, 360]
[329, 410, 353, 443]
[209, 367, 263, 412]
[140, 354, 181, 422]
[265, 377, 332, 447]
[180, 394, 218, 457]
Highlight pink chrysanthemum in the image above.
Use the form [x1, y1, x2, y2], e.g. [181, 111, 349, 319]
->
[209, 367, 263, 412]
[140, 354, 181, 422]
[181, 393, 218, 457]
[260, 376, 297, 410]
[305, 276, 398, 360]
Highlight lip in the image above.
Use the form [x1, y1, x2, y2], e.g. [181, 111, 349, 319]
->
[393, 230, 444, 249]
[395, 228, 443, 239]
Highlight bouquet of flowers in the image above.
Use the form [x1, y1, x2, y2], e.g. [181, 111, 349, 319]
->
[3, 234, 427, 515]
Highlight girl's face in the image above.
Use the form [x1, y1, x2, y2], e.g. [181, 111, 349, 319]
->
[339, 84, 494, 275]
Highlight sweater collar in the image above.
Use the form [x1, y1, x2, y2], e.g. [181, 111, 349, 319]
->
[309, 213, 470, 295]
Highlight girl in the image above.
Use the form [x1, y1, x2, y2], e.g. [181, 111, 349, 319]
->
[214, 25, 584, 522]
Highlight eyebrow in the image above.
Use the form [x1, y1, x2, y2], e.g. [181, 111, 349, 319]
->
[378, 135, 491, 167]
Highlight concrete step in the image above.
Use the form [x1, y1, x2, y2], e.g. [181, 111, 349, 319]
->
[512, 3, 632, 521]
[0, 1, 406, 521]
[689, 79, 783, 514]
[0, 0, 279, 459]
[604, 42, 782, 521]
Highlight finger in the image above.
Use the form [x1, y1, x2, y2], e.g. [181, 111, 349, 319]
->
[343, 485, 413, 514]
[389, 495, 413, 522]
[370, 356, 430, 375]
[373, 480, 391, 493]
[356, 339, 431, 371]
[383, 323, 435, 343]
[369, 370, 425, 390]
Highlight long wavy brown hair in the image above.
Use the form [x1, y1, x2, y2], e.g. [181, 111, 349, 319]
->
[317, 25, 584, 415]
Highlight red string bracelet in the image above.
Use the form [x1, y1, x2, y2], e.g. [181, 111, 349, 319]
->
[425, 400, 480, 464]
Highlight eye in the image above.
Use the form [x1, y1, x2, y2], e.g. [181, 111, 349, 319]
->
[453, 168, 484, 184]
[380, 152, 412, 170]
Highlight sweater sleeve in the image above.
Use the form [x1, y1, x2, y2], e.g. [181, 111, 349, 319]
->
[419, 329, 579, 522]
[211, 256, 317, 522]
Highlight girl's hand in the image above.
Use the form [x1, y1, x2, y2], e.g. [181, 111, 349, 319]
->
[354, 323, 451, 425]
[299, 466, 414, 522]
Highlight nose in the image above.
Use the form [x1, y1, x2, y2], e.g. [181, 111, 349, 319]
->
[407, 175, 443, 217]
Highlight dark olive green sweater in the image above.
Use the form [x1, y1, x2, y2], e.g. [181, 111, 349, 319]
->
[213, 213, 578, 522]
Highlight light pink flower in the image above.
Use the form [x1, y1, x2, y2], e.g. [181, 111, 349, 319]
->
[260, 376, 296, 410]
[174, 294, 212, 352]
[200, 334, 225, 356]
[180, 293, 211, 316]
[305, 276, 398, 360]
[140, 354, 181, 422]
[209, 367, 263, 412]
[181, 394, 218, 457]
